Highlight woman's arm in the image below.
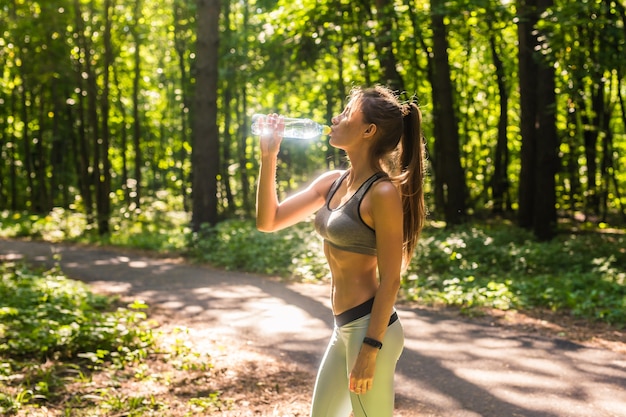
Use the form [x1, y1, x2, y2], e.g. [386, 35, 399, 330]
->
[255, 115, 341, 232]
[349, 180, 403, 393]
[256, 157, 339, 232]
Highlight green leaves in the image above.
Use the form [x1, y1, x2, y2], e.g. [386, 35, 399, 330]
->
[404, 223, 626, 324]
[187, 218, 626, 324]
[0, 263, 153, 363]
[189, 219, 328, 280]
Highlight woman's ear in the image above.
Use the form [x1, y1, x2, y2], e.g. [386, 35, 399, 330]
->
[363, 123, 377, 139]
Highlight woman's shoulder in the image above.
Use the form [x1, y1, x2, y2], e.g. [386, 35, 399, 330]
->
[307, 169, 346, 196]
[370, 174, 401, 201]
[313, 169, 346, 186]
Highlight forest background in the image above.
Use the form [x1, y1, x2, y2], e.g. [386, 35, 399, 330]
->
[1, 0, 626, 414]
[1, 0, 626, 324]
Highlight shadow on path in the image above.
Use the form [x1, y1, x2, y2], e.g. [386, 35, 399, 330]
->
[1, 239, 625, 417]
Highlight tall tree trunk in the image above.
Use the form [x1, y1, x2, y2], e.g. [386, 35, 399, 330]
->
[430, 0, 467, 225]
[517, 0, 558, 240]
[191, 0, 220, 230]
[34, 97, 50, 212]
[21, 89, 36, 211]
[221, 0, 237, 215]
[71, 0, 94, 221]
[565, 97, 582, 215]
[173, 0, 191, 212]
[112, 65, 130, 204]
[237, 3, 251, 215]
[582, 84, 603, 215]
[488, 22, 510, 214]
[412, 12, 443, 212]
[373, 0, 404, 91]
[132, 0, 143, 209]
[8, 89, 18, 210]
[97, 0, 113, 235]
[74, 0, 101, 226]
[236, 88, 251, 214]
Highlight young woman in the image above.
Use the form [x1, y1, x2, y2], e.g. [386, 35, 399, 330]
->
[256, 85, 426, 417]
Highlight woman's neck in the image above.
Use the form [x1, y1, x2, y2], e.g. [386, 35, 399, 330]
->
[345, 164, 376, 189]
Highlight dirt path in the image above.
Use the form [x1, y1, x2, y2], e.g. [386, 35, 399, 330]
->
[1, 238, 626, 417]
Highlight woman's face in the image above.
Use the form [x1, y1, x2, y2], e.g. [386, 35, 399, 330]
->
[329, 97, 371, 150]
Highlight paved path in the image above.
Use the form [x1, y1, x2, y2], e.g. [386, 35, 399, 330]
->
[1, 238, 625, 417]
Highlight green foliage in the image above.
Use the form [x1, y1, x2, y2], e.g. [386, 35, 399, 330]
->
[185, 217, 626, 325]
[3, 207, 626, 325]
[405, 223, 626, 324]
[0, 262, 156, 414]
[188, 219, 328, 281]
[0, 263, 153, 364]
[0, 263, 226, 416]
[0, 194, 191, 253]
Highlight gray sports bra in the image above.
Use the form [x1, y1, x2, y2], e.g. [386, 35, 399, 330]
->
[314, 171, 388, 255]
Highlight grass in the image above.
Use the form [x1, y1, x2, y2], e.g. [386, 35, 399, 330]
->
[189, 218, 626, 324]
[405, 223, 626, 323]
[0, 262, 225, 416]
[2, 207, 626, 324]
[0, 206, 625, 414]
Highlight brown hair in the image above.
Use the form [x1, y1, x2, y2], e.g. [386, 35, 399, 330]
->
[349, 85, 426, 266]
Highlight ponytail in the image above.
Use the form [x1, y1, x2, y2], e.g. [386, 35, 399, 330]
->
[399, 102, 426, 266]
[352, 86, 427, 266]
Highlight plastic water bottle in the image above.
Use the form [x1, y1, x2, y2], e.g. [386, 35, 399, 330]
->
[251, 113, 331, 140]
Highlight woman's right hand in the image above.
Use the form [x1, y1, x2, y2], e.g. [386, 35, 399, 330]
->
[258, 113, 285, 157]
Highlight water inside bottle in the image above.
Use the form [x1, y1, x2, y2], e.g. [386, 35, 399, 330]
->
[251, 114, 330, 140]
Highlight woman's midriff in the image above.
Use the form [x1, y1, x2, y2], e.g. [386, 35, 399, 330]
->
[323, 242, 379, 315]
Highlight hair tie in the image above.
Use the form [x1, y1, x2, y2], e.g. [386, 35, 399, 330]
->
[401, 103, 412, 117]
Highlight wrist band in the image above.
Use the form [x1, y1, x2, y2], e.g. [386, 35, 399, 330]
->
[363, 337, 383, 349]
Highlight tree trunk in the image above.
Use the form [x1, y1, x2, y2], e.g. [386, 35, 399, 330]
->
[430, 0, 466, 225]
[173, 0, 191, 212]
[34, 98, 50, 212]
[112, 65, 130, 204]
[20, 88, 36, 211]
[582, 85, 603, 215]
[373, 0, 404, 91]
[488, 24, 510, 214]
[74, 0, 101, 227]
[71, 0, 94, 221]
[132, 0, 143, 209]
[237, 89, 251, 214]
[221, 0, 237, 215]
[191, 0, 220, 231]
[517, 0, 558, 240]
[97, 0, 113, 235]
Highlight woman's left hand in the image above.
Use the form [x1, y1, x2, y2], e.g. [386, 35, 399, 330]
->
[349, 346, 378, 394]
[258, 113, 284, 156]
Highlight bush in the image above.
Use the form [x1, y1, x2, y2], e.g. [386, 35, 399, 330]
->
[2, 207, 625, 325]
[188, 219, 328, 281]
[0, 263, 153, 364]
[404, 223, 626, 324]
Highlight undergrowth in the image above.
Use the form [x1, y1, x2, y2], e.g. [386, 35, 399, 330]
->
[0, 263, 222, 416]
[1, 208, 626, 324]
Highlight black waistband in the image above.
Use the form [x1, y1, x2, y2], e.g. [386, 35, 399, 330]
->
[334, 297, 399, 327]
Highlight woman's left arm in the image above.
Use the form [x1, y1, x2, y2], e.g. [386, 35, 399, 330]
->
[349, 180, 403, 394]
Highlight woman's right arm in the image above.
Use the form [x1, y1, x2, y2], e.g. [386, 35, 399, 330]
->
[255, 115, 340, 232]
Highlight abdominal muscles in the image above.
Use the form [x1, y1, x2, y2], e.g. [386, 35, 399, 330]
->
[324, 243, 379, 315]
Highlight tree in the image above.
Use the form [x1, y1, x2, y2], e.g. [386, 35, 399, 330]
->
[429, 0, 467, 225]
[1, 0, 625, 234]
[191, 0, 220, 231]
[517, 0, 559, 240]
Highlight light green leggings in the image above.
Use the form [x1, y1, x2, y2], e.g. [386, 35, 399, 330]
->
[310, 314, 404, 417]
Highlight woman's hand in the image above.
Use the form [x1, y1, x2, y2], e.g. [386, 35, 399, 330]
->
[349, 345, 378, 394]
[258, 113, 284, 157]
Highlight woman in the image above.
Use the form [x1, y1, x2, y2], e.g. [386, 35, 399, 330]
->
[256, 85, 426, 417]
